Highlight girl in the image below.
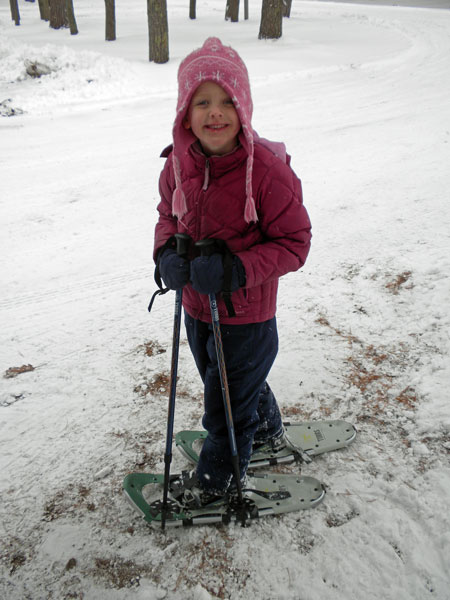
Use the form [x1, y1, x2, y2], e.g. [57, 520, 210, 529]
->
[154, 37, 311, 507]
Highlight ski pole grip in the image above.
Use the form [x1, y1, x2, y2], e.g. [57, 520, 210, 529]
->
[195, 239, 216, 257]
[175, 233, 191, 258]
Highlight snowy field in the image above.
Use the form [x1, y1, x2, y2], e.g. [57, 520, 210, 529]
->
[1, 0, 450, 598]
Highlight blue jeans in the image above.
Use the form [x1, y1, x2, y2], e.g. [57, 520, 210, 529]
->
[184, 313, 283, 494]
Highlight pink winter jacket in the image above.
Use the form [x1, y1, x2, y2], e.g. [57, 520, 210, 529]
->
[154, 141, 311, 325]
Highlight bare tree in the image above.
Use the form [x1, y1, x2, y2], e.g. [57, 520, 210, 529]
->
[9, 0, 20, 26]
[49, 0, 65, 29]
[147, 0, 169, 64]
[104, 0, 116, 40]
[189, 0, 196, 20]
[38, 0, 50, 21]
[225, 0, 239, 22]
[258, 0, 283, 40]
[282, 0, 292, 18]
[65, 0, 78, 35]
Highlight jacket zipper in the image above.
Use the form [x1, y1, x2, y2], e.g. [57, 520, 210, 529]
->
[196, 158, 210, 240]
[202, 159, 210, 191]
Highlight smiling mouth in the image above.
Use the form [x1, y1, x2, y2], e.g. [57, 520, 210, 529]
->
[205, 124, 228, 131]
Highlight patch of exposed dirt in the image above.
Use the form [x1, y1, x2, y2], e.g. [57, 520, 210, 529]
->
[385, 271, 413, 295]
[134, 372, 171, 398]
[43, 484, 97, 522]
[3, 364, 35, 378]
[138, 341, 166, 357]
[91, 556, 149, 590]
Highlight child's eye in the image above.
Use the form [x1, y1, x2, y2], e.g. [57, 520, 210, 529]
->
[224, 99, 234, 106]
[196, 99, 208, 106]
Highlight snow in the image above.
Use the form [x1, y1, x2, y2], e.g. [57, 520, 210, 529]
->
[1, 0, 449, 598]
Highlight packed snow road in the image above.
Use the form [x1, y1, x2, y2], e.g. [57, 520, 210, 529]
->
[1, 1, 449, 599]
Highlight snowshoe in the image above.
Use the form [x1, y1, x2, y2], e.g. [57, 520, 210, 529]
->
[176, 419, 357, 469]
[123, 471, 325, 528]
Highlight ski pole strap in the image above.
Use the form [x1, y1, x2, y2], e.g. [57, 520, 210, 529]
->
[149, 234, 192, 313]
[147, 287, 170, 313]
[148, 236, 178, 313]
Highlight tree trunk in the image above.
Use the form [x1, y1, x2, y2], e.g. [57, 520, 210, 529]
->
[225, 0, 239, 22]
[258, 0, 282, 40]
[9, 0, 20, 25]
[189, 0, 196, 20]
[244, 0, 249, 20]
[147, 0, 169, 64]
[65, 0, 78, 34]
[282, 0, 292, 18]
[104, 0, 116, 41]
[38, 0, 50, 21]
[49, 0, 66, 29]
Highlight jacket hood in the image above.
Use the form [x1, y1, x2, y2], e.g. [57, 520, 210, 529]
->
[171, 37, 258, 223]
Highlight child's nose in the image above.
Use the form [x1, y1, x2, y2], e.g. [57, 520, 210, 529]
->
[209, 104, 223, 117]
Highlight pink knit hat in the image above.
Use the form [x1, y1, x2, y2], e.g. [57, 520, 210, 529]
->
[171, 37, 258, 224]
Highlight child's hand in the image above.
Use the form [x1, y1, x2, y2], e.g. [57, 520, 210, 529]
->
[158, 249, 190, 290]
[190, 254, 245, 295]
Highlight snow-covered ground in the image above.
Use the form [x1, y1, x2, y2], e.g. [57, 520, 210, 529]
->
[1, 0, 449, 598]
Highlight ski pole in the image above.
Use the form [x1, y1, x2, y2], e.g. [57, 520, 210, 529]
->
[161, 232, 191, 530]
[195, 240, 246, 516]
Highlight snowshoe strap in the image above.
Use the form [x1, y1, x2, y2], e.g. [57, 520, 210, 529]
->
[284, 430, 313, 464]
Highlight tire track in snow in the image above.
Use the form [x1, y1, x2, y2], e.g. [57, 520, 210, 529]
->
[0, 266, 151, 312]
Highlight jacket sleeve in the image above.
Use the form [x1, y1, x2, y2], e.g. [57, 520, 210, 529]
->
[237, 160, 311, 289]
[153, 155, 178, 262]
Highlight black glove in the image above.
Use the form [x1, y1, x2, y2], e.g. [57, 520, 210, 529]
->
[190, 254, 245, 295]
[158, 248, 190, 290]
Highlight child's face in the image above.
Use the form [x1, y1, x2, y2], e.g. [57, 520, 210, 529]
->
[183, 81, 241, 156]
